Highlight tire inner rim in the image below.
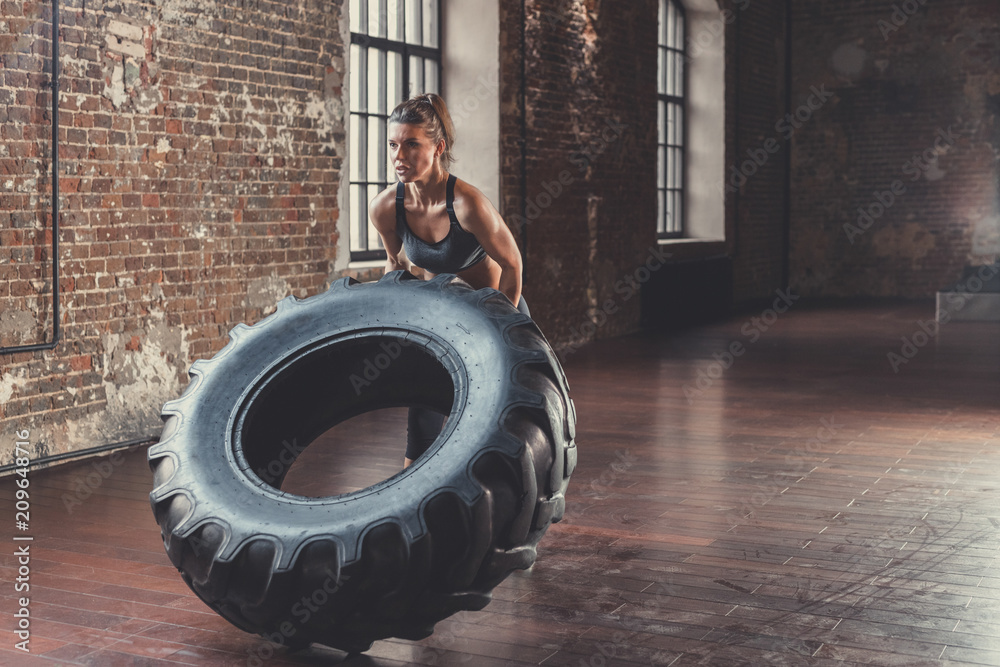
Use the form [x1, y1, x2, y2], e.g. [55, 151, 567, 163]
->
[230, 331, 457, 499]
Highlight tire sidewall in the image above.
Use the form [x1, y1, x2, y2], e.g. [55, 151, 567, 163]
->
[163, 278, 529, 564]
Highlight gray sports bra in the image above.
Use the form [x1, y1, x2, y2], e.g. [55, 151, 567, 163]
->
[395, 175, 487, 274]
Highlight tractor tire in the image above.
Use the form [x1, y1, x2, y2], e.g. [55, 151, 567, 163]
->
[148, 271, 577, 653]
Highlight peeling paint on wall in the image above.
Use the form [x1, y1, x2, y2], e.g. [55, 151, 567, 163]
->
[247, 275, 292, 311]
[870, 223, 937, 263]
[59, 317, 190, 458]
[0, 310, 39, 347]
[100, 16, 159, 111]
[0, 369, 24, 406]
[101, 319, 186, 420]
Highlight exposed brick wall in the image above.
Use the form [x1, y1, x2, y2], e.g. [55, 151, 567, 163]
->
[10, 0, 992, 464]
[499, 0, 795, 337]
[500, 0, 658, 351]
[1, 0, 53, 350]
[789, 0, 1000, 297]
[1, 0, 347, 462]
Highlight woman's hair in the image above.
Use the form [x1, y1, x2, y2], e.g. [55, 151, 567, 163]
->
[388, 93, 456, 168]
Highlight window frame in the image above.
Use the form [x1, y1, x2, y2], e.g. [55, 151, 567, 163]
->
[348, 0, 442, 263]
[657, 0, 687, 240]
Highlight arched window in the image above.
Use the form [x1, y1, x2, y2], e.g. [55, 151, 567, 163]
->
[658, 0, 685, 238]
[349, 0, 441, 262]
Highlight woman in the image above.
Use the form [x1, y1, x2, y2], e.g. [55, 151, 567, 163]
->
[368, 93, 528, 467]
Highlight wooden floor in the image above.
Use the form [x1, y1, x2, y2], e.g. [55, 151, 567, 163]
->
[2, 300, 1000, 666]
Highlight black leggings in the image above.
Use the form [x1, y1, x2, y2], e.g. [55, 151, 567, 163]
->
[405, 296, 531, 461]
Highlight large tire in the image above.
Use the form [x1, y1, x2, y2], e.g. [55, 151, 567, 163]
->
[148, 272, 577, 653]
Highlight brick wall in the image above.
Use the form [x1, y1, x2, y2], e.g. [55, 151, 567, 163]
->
[500, 0, 659, 351]
[9, 0, 991, 463]
[789, 0, 1000, 297]
[726, 0, 791, 303]
[498, 0, 796, 341]
[1, 0, 347, 462]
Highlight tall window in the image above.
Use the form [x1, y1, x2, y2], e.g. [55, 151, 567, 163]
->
[349, 0, 441, 262]
[657, 0, 685, 238]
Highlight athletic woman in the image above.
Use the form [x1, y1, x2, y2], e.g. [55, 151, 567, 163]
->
[368, 93, 528, 468]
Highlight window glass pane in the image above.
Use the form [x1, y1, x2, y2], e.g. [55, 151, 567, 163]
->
[367, 116, 383, 181]
[663, 52, 671, 96]
[375, 49, 387, 113]
[665, 103, 673, 145]
[369, 0, 383, 38]
[423, 0, 438, 47]
[667, 191, 676, 233]
[657, 190, 665, 234]
[388, 0, 402, 40]
[350, 114, 362, 180]
[675, 52, 684, 96]
[409, 55, 424, 95]
[351, 0, 364, 34]
[387, 51, 403, 111]
[657, 47, 664, 95]
[367, 47, 382, 113]
[664, 191, 672, 234]
[350, 45, 362, 112]
[675, 106, 683, 147]
[665, 51, 674, 97]
[659, 0, 667, 45]
[674, 4, 683, 47]
[657, 101, 665, 145]
[665, 0, 672, 47]
[405, 0, 421, 44]
[350, 184, 363, 251]
[667, 0, 675, 43]
[424, 59, 438, 94]
[665, 103, 674, 145]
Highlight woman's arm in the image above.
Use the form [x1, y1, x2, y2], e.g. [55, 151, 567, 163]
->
[369, 188, 407, 273]
[453, 182, 523, 307]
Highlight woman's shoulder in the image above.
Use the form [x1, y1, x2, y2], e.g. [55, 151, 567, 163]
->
[451, 177, 498, 223]
[368, 183, 400, 228]
[451, 176, 485, 202]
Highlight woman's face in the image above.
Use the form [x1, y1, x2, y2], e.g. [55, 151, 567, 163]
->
[388, 122, 442, 182]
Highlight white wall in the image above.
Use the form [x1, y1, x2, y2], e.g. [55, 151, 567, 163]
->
[441, 0, 501, 207]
